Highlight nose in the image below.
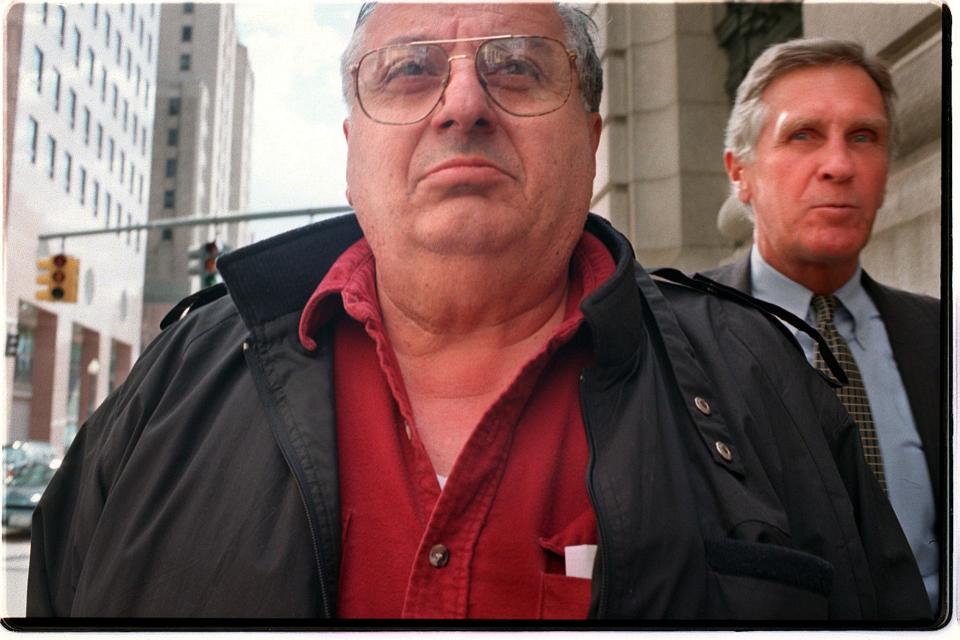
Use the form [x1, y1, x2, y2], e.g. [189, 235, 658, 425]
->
[429, 56, 498, 133]
[816, 135, 855, 183]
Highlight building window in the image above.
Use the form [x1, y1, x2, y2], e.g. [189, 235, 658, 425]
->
[122, 99, 129, 131]
[63, 152, 72, 192]
[126, 214, 132, 244]
[141, 126, 146, 155]
[147, 33, 152, 62]
[86, 47, 95, 84]
[125, 48, 132, 79]
[167, 128, 178, 146]
[184, 3, 194, 13]
[161, 228, 173, 241]
[169, 97, 181, 116]
[129, 3, 135, 29]
[46, 136, 56, 178]
[72, 27, 82, 66]
[111, 83, 118, 117]
[100, 65, 107, 102]
[163, 189, 175, 208]
[50, 67, 61, 111]
[181, 25, 192, 42]
[33, 46, 43, 93]
[138, 17, 144, 46]
[57, 5, 66, 46]
[92, 180, 100, 216]
[93, 3, 99, 27]
[83, 107, 91, 144]
[144, 80, 151, 108]
[135, 65, 141, 95]
[108, 137, 115, 171]
[132, 114, 138, 144]
[104, 11, 111, 47]
[79, 167, 87, 204]
[129, 162, 135, 193]
[67, 89, 77, 128]
[96, 123, 103, 158]
[115, 33, 122, 65]
[165, 158, 177, 178]
[179, 53, 191, 71]
[27, 116, 38, 164]
[116, 202, 122, 234]
[105, 192, 112, 227]
[42, 2, 48, 24]
[119, 150, 125, 182]
[138, 173, 144, 203]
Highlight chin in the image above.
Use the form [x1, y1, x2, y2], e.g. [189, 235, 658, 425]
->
[411, 204, 528, 256]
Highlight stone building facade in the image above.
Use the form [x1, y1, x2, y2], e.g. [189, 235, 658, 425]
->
[590, 2, 942, 298]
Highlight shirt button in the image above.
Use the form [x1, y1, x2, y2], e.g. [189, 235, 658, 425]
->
[428, 544, 449, 568]
[715, 441, 733, 462]
[694, 396, 711, 415]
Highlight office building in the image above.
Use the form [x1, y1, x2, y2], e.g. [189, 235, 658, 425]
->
[141, 2, 254, 346]
[5, 3, 160, 451]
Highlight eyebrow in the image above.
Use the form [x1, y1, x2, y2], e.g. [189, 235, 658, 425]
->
[776, 115, 889, 135]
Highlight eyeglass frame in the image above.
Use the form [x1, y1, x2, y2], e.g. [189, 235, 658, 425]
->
[350, 34, 579, 126]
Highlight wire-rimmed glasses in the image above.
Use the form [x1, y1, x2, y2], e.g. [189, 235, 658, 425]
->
[352, 35, 577, 125]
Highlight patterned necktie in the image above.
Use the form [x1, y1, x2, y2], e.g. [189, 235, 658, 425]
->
[811, 295, 887, 492]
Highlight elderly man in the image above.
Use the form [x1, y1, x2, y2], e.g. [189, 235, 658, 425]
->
[28, 4, 928, 621]
[706, 38, 941, 616]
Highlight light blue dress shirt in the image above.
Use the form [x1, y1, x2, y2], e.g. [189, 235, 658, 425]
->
[749, 246, 939, 612]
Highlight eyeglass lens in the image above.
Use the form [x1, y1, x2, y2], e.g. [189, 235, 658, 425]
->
[356, 36, 572, 125]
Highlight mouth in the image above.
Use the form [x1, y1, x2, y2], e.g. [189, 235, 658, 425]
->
[421, 157, 511, 184]
[811, 202, 859, 211]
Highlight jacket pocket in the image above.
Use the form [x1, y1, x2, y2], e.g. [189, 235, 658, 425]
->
[538, 573, 592, 619]
[705, 538, 834, 620]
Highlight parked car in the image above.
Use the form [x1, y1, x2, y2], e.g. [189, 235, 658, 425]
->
[3, 459, 60, 532]
[3, 440, 57, 483]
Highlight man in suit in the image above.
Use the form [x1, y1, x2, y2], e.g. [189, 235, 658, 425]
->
[705, 37, 941, 615]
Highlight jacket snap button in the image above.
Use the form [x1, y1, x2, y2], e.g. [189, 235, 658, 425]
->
[715, 441, 733, 462]
[694, 396, 711, 415]
[428, 544, 449, 568]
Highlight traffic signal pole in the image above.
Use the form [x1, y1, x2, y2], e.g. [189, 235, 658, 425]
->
[37, 205, 353, 242]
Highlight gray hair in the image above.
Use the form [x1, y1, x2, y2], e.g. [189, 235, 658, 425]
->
[340, 2, 603, 113]
[724, 37, 897, 162]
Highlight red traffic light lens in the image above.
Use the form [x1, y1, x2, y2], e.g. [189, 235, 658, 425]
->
[52, 271, 66, 283]
[53, 254, 67, 268]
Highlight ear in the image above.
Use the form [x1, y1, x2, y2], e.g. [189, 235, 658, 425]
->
[342, 118, 350, 141]
[588, 112, 602, 154]
[724, 150, 751, 204]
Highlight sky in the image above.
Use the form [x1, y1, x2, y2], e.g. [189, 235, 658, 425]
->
[234, 2, 362, 241]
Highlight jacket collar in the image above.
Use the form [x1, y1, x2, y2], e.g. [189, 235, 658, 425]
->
[217, 213, 648, 367]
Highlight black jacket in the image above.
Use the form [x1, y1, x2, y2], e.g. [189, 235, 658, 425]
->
[704, 255, 943, 514]
[27, 214, 930, 622]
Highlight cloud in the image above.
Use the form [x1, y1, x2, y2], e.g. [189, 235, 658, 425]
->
[236, 2, 360, 237]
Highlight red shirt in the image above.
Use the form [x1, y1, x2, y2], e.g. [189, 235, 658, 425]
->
[298, 233, 615, 619]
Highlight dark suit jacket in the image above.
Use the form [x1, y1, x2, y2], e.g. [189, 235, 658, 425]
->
[702, 255, 943, 515]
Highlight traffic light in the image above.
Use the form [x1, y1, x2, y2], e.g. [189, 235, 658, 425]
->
[188, 241, 220, 288]
[36, 254, 79, 302]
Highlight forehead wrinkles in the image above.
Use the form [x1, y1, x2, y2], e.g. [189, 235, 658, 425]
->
[363, 3, 565, 47]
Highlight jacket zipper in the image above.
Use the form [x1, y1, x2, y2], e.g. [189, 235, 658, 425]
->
[243, 338, 332, 617]
[580, 372, 609, 618]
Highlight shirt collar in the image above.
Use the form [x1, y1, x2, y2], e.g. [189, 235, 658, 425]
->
[298, 231, 616, 351]
[750, 245, 875, 344]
